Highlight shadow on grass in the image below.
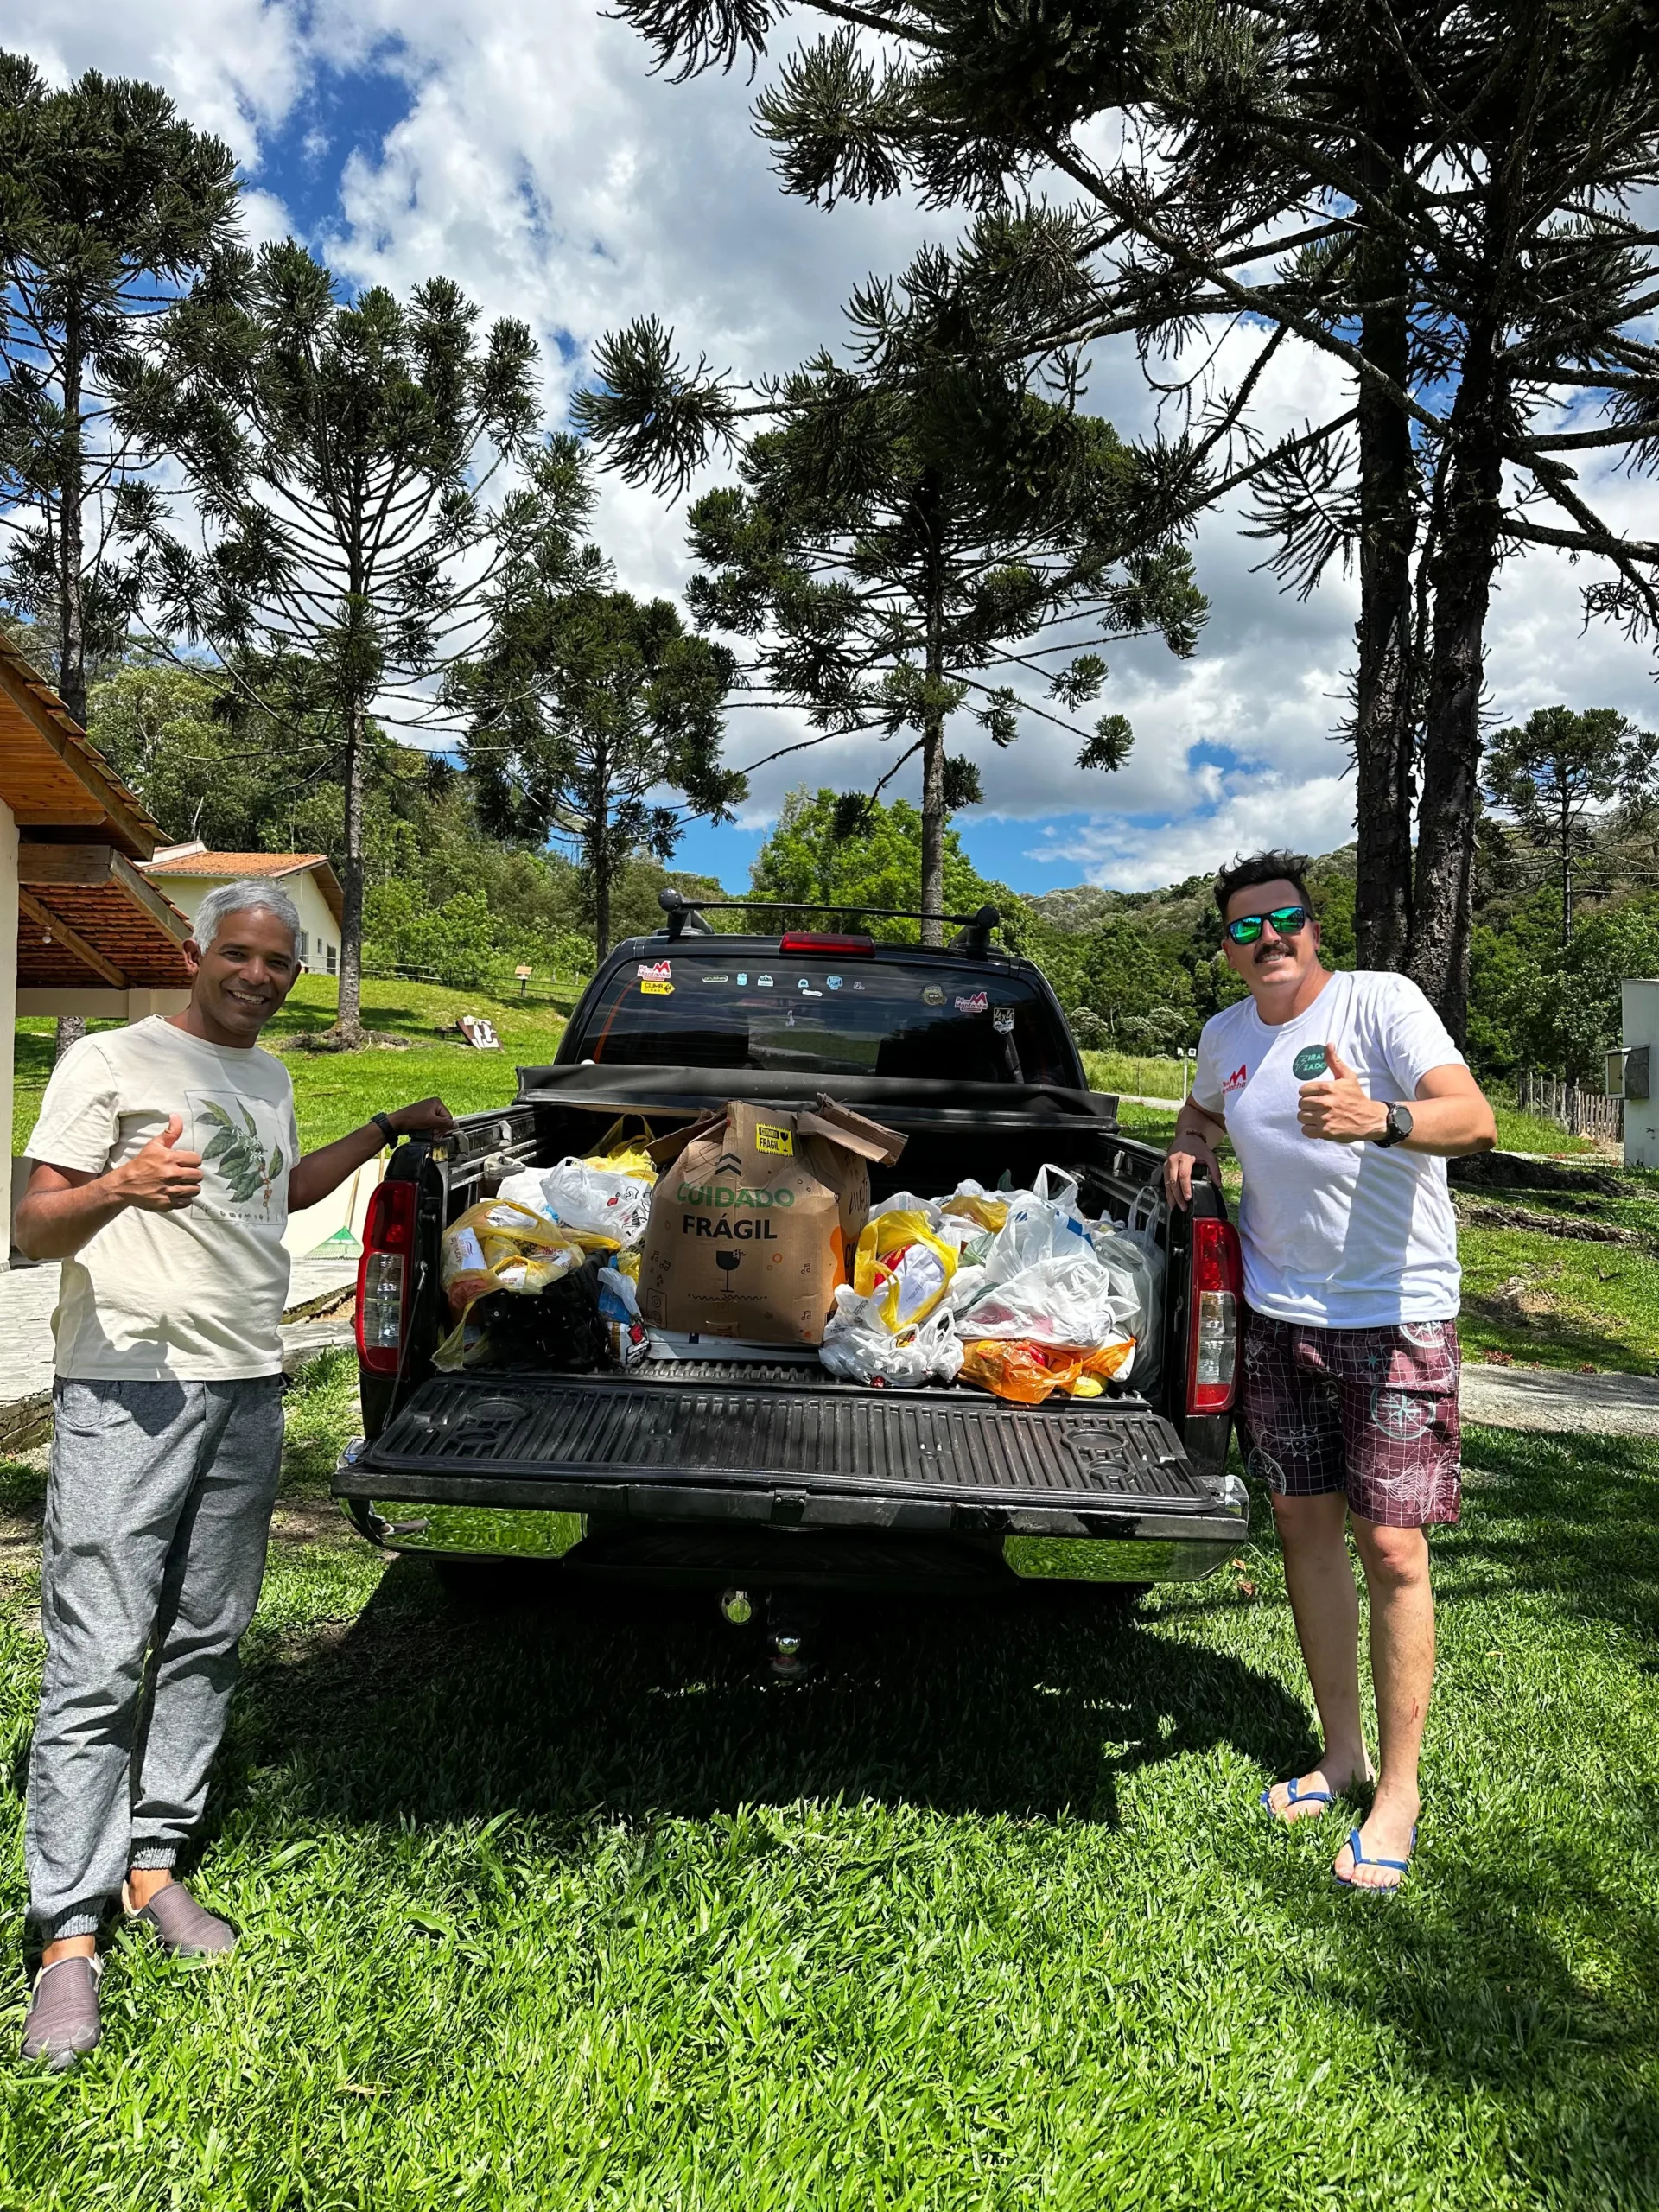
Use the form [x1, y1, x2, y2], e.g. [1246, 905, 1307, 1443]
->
[1268, 1829, 1659, 2197]
[1449, 1424, 1659, 1640]
[1459, 1305, 1659, 1377]
[230, 1566, 1313, 1833]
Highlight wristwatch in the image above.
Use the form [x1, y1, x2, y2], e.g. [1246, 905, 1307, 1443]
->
[1372, 1102, 1414, 1148]
[371, 1111, 399, 1147]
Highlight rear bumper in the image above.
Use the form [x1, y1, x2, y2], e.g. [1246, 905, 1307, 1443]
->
[335, 1474, 1243, 1587]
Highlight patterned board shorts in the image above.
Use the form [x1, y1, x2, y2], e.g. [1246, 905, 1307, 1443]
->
[1237, 1310, 1463, 1529]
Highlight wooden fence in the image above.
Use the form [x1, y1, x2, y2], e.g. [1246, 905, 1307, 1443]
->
[1516, 1073, 1624, 1143]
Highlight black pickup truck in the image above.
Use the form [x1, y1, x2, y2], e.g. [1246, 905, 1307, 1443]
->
[333, 897, 1248, 1634]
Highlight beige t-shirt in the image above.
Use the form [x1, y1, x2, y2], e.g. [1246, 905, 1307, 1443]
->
[25, 1017, 300, 1380]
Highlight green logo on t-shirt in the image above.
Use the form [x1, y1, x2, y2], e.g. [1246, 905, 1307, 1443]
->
[1292, 1045, 1332, 1080]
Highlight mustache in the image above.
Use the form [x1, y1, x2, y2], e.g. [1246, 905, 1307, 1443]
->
[1253, 940, 1294, 963]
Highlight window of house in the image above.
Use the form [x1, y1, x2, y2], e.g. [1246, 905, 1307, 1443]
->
[299, 931, 309, 961]
[327, 944, 337, 976]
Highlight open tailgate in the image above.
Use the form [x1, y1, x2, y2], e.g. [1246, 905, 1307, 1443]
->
[337, 1367, 1245, 1545]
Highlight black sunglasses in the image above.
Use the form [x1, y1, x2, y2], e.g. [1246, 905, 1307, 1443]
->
[1225, 904, 1311, 945]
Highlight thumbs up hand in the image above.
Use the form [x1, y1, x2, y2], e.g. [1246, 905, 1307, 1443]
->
[115, 1113, 206, 1211]
[1296, 1044, 1389, 1145]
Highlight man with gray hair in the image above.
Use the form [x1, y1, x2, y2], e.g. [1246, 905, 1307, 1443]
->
[13, 880, 454, 2066]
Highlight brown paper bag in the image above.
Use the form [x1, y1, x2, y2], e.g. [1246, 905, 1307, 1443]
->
[638, 1096, 906, 1344]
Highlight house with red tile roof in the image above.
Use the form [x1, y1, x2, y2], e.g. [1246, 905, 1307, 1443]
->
[138, 844, 345, 977]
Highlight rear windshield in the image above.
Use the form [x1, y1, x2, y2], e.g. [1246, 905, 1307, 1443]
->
[567, 950, 1077, 1084]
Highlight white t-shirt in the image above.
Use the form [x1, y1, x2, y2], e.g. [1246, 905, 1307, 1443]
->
[25, 1017, 299, 1380]
[1192, 969, 1465, 1328]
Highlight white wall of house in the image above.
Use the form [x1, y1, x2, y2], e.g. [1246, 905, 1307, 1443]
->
[1625, 980, 1659, 1171]
[148, 869, 341, 977]
[1, 796, 16, 1268]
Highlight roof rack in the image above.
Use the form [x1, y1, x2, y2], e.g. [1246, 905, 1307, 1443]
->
[656, 888, 1002, 957]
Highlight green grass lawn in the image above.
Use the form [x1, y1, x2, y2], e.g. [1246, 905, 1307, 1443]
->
[1078, 1050, 1189, 1100]
[1, 1357, 1656, 2208]
[1456, 1168, 1659, 1375]
[13, 976, 574, 1155]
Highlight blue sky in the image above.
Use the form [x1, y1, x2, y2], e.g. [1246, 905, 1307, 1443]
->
[14, 0, 1659, 897]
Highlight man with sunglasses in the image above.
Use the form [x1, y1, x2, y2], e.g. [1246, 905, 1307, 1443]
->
[1165, 851, 1495, 1892]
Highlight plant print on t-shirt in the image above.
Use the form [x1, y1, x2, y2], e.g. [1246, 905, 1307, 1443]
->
[187, 1092, 289, 1222]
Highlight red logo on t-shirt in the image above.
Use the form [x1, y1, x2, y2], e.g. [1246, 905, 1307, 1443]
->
[1223, 1062, 1249, 1096]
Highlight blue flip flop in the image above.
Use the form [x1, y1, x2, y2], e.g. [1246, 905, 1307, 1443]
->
[1332, 1823, 1417, 1894]
[1260, 1776, 1335, 1822]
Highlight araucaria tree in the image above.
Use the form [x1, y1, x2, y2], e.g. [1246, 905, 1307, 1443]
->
[1484, 706, 1659, 943]
[141, 241, 540, 1043]
[611, 0, 1659, 1034]
[0, 53, 238, 724]
[455, 442, 744, 959]
[576, 253, 1205, 942]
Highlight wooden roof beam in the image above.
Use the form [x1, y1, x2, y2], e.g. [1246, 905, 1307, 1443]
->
[0, 650, 157, 859]
[18, 842, 192, 944]
[18, 887, 128, 987]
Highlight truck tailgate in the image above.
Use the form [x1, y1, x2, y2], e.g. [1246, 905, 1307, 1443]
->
[339, 1369, 1244, 1544]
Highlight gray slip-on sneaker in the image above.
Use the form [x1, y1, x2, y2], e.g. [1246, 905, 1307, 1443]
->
[22, 1955, 103, 2069]
[122, 1878, 237, 1958]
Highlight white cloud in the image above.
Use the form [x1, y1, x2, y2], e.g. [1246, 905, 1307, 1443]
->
[6, 0, 308, 159]
[13, 0, 1659, 892]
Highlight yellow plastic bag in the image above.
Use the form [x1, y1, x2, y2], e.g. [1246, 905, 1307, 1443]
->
[434, 1200, 589, 1370]
[959, 1334, 1136, 1405]
[940, 1192, 1009, 1234]
[441, 1199, 585, 1317]
[582, 1114, 660, 1181]
[852, 1209, 958, 1331]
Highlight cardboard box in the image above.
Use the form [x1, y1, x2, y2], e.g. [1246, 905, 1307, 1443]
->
[638, 1096, 906, 1344]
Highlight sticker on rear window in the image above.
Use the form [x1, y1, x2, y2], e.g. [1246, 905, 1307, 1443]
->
[923, 985, 944, 1006]
[637, 959, 671, 981]
[702, 971, 730, 982]
[1293, 1045, 1332, 1079]
[826, 976, 843, 989]
[736, 971, 748, 984]
[754, 1122, 793, 1155]
[639, 978, 674, 997]
[757, 973, 774, 988]
[955, 991, 988, 1014]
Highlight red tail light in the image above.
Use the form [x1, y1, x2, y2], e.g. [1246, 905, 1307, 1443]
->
[356, 1178, 417, 1376]
[1187, 1214, 1243, 1414]
[778, 933, 876, 955]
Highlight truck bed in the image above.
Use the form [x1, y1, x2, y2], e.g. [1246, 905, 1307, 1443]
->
[335, 1062, 1245, 1590]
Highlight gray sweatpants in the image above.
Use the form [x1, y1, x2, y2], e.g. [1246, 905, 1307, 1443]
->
[26, 1376, 285, 1941]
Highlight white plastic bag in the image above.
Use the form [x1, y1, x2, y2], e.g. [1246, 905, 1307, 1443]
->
[498, 1159, 655, 1249]
[1099, 1183, 1166, 1390]
[956, 1249, 1135, 1357]
[819, 1292, 963, 1387]
[971, 1164, 1092, 1289]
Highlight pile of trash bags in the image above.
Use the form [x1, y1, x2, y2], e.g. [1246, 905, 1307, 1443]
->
[435, 1130, 656, 1371]
[435, 1129, 1163, 1408]
[819, 1166, 1163, 1404]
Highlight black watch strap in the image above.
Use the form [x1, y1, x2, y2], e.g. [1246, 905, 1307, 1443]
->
[1373, 1102, 1413, 1148]
[371, 1111, 398, 1147]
